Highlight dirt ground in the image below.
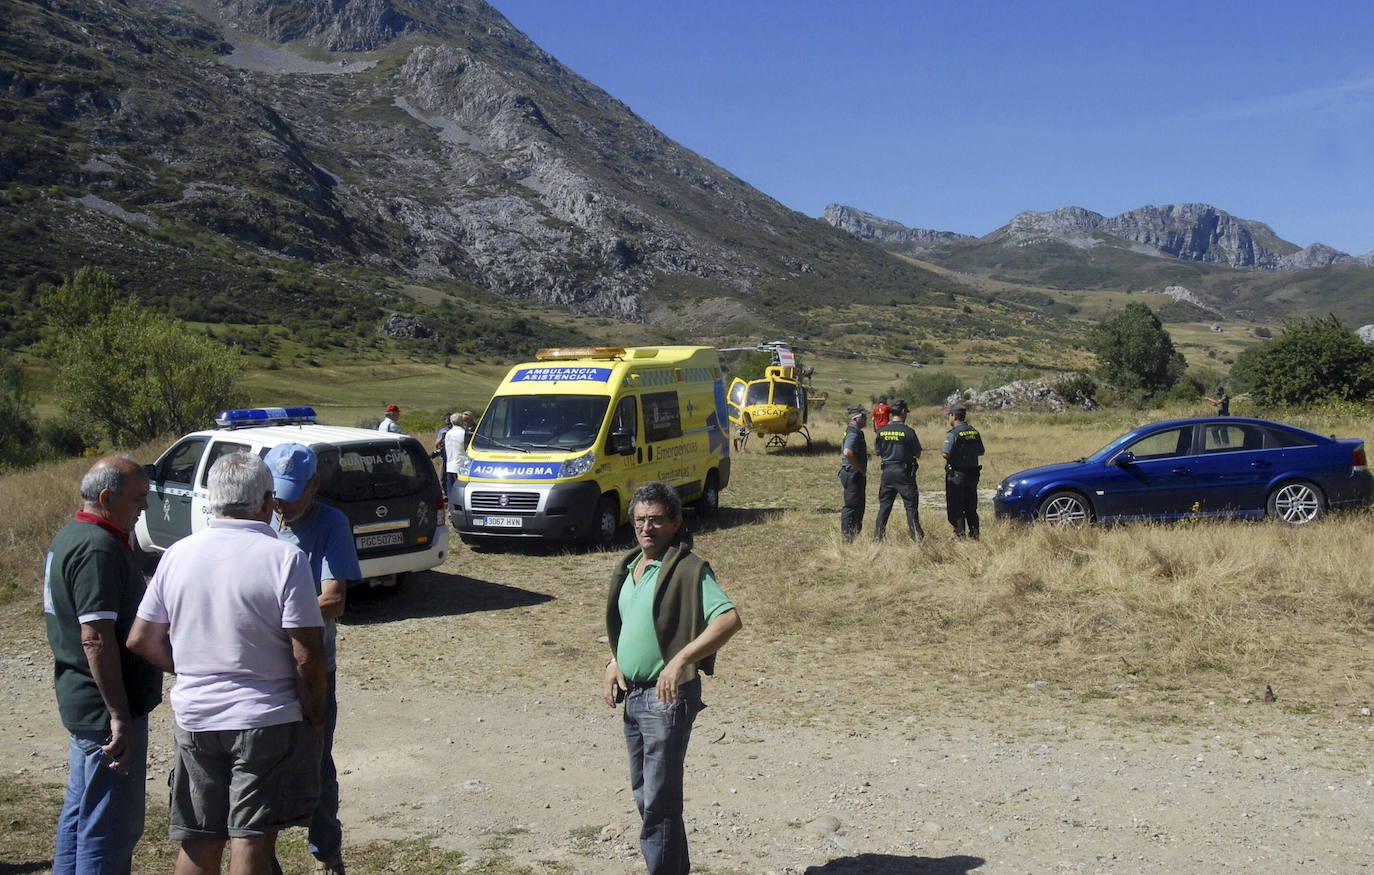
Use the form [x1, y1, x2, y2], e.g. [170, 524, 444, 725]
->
[6, 549, 1374, 874]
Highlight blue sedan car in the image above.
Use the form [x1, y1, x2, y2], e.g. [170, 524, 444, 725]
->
[993, 417, 1373, 525]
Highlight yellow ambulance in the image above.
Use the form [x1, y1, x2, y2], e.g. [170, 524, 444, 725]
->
[449, 346, 731, 548]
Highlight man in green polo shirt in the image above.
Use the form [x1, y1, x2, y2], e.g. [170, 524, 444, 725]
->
[44, 456, 163, 873]
[602, 481, 742, 875]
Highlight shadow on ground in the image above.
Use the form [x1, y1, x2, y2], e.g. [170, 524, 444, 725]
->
[692, 506, 785, 534]
[805, 854, 985, 874]
[343, 570, 553, 624]
[0, 862, 52, 874]
[737, 437, 841, 456]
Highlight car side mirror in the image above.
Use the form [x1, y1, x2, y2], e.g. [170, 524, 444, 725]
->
[1114, 451, 1135, 467]
[610, 431, 635, 456]
[143, 463, 159, 482]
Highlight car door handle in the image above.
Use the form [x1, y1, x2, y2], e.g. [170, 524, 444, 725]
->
[1249, 461, 1271, 469]
[1170, 467, 1190, 475]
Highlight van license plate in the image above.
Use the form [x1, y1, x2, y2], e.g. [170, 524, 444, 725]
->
[356, 531, 404, 549]
[479, 516, 523, 528]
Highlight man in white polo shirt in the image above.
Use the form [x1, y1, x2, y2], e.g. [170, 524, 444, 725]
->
[129, 451, 326, 875]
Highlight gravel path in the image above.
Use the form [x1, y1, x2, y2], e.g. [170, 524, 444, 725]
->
[5, 566, 1372, 874]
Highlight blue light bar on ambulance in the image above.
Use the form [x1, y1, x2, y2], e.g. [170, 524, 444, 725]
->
[214, 407, 318, 429]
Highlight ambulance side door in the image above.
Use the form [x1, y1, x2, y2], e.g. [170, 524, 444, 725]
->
[606, 394, 642, 509]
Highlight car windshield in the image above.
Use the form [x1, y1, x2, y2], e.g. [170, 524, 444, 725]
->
[1086, 428, 1150, 463]
[315, 441, 433, 501]
[472, 395, 610, 453]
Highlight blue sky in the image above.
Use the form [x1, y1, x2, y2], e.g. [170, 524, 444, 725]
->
[492, 0, 1374, 255]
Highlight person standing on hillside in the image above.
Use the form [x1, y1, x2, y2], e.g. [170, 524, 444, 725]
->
[941, 406, 985, 539]
[128, 452, 326, 875]
[838, 405, 869, 542]
[44, 456, 164, 874]
[378, 404, 401, 433]
[1205, 386, 1230, 416]
[871, 400, 925, 541]
[870, 396, 891, 431]
[603, 482, 742, 875]
[264, 443, 361, 875]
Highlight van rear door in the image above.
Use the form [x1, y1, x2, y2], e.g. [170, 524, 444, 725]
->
[313, 439, 441, 561]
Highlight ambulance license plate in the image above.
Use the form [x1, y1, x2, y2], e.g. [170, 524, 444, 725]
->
[479, 516, 523, 528]
[356, 531, 404, 550]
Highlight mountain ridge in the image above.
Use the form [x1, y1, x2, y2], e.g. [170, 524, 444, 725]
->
[824, 201, 1374, 269]
[0, 0, 963, 332]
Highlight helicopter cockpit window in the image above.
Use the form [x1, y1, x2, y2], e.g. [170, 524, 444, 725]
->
[771, 382, 801, 409]
[642, 391, 682, 443]
[745, 382, 771, 406]
[728, 380, 746, 408]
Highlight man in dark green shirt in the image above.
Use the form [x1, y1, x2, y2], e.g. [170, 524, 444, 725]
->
[44, 456, 163, 873]
[838, 405, 869, 542]
[872, 400, 925, 541]
[941, 406, 986, 539]
[603, 481, 742, 875]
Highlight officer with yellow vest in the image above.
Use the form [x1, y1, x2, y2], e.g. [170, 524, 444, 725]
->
[941, 405, 985, 539]
[871, 400, 925, 541]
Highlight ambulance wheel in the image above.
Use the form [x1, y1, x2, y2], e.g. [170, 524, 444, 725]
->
[591, 495, 620, 550]
[695, 470, 721, 517]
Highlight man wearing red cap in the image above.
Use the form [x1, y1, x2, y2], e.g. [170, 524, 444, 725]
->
[378, 404, 400, 434]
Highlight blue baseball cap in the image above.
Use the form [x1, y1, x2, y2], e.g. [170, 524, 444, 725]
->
[263, 443, 316, 502]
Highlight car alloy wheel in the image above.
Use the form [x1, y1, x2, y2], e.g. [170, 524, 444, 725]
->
[1268, 481, 1324, 525]
[1039, 491, 1090, 525]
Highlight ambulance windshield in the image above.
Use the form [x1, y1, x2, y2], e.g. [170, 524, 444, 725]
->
[472, 395, 610, 453]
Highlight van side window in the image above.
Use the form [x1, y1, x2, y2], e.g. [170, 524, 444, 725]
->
[200, 441, 252, 487]
[643, 391, 682, 443]
[156, 438, 207, 486]
[611, 396, 637, 443]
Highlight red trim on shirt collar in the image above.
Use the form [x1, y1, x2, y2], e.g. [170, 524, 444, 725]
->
[74, 511, 132, 551]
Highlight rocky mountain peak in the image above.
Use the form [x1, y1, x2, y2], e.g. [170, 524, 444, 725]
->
[1001, 206, 1105, 244]
[820, 204, 974, 252]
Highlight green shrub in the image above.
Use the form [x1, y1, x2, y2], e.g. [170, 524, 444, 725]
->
[900, 369, 962, 406]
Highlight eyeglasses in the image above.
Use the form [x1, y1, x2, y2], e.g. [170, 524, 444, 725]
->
[631, 515, 672, 529]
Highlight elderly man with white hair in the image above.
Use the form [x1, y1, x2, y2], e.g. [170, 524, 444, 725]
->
[129, 451, 326, 875]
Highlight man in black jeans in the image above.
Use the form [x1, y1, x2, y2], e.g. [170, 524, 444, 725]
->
[838, 406, 868, 542]
[872, 400, 925, 541]
[942, 406, 985, 538]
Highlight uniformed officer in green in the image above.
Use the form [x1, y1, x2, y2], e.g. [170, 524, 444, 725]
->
[941, 405, 985, 538]
[871, 400, 925, 541]
[838, 405, 868, 542]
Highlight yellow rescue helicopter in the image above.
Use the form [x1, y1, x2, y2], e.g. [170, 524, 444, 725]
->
[722, 342, 826, 450]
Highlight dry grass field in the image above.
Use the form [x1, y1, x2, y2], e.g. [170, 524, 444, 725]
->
[4, 403, 1374, 872]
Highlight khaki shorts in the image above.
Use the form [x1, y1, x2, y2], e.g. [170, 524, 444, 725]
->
[169, 721, 321, 840]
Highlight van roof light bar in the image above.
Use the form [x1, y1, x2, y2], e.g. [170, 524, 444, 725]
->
[535, 346, 626, 361]
[215, 406, 318, 429]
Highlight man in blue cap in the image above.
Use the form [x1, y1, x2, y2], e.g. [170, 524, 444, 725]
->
[263, 443, 360, 875]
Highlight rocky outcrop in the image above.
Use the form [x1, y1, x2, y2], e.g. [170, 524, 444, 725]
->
[1097, 204, 1291, 268]
[821, 204, 974, 251]
[1359, 325, 1374, 345]
[945, 375, 1098, 413]
[1000, 207, 1105, 246]
[1155, 285, 1222, 316]
[1278, 243, 1374, 270]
